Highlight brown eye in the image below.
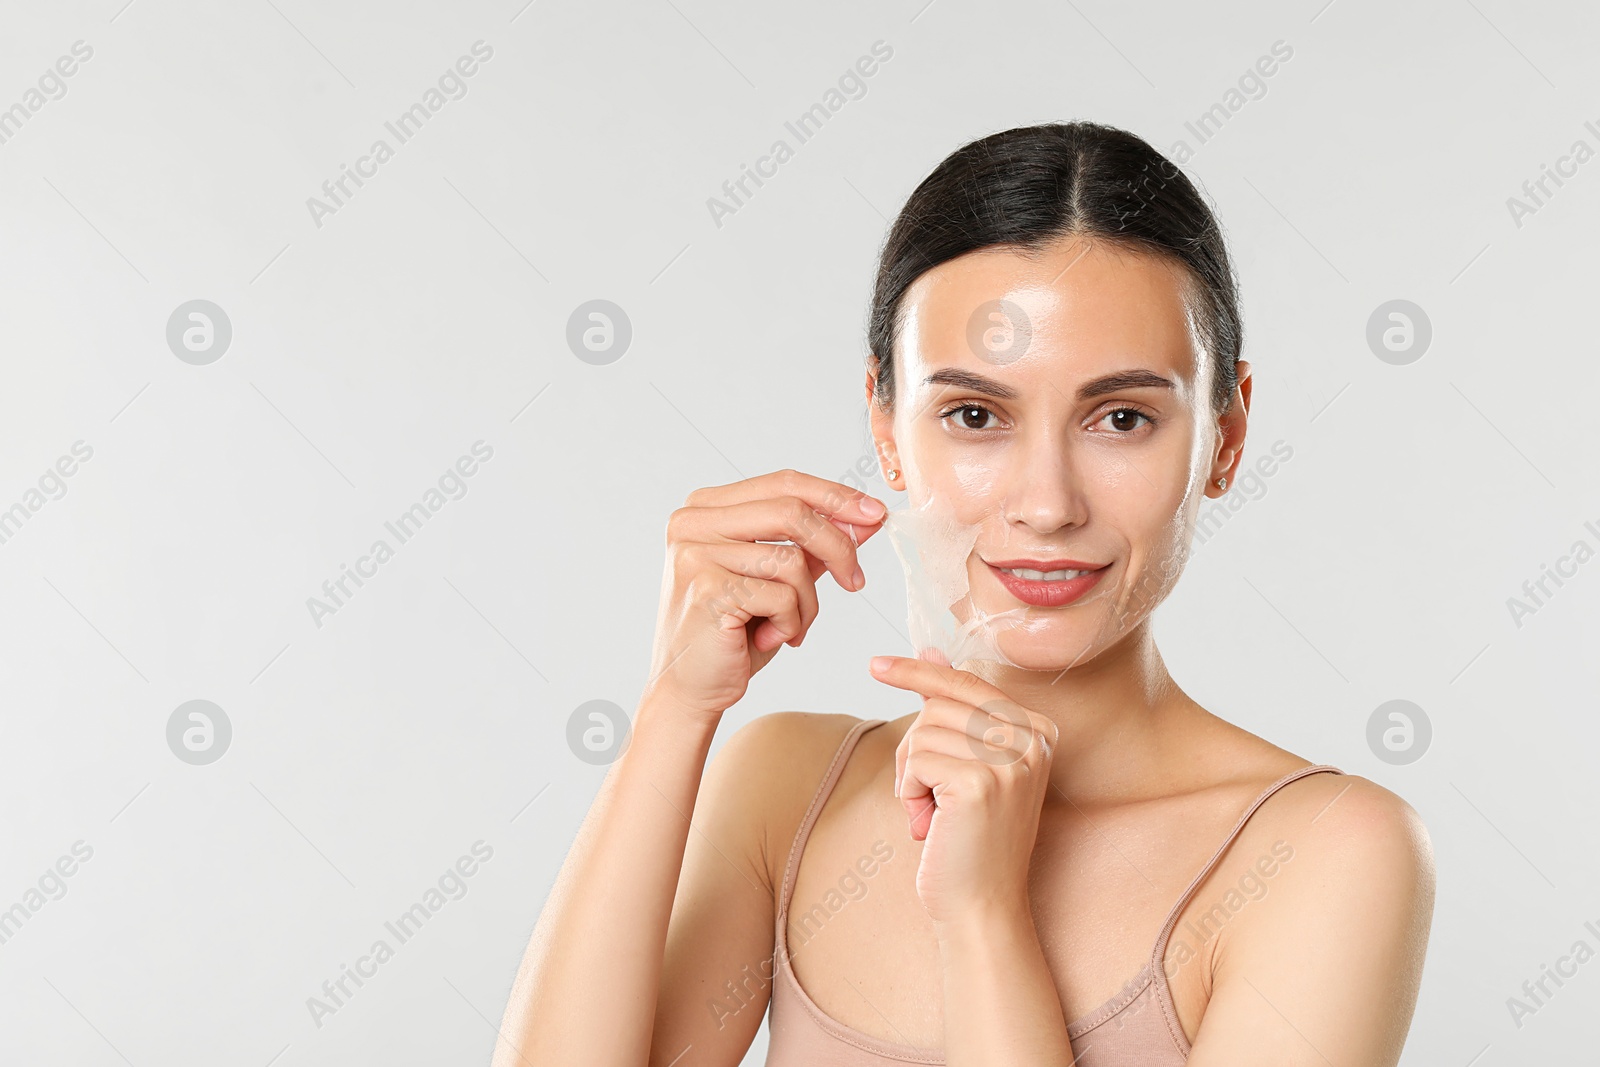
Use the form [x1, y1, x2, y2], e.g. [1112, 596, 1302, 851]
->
[1102, 408, 1153, 433]
[938, 404, 998, 432]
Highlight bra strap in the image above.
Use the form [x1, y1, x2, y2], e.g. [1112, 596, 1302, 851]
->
[1149, 763, 1345, 969]
[776, 718, 889, 921]
[1144, 763, 1345, 1056]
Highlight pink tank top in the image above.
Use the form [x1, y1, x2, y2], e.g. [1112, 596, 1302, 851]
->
[765, 718, 1344, 1066]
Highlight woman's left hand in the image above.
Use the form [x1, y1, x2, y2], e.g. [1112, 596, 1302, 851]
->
[868, 654, 1060, 926]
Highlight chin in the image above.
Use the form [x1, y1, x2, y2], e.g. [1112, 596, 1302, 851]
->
[973, 621, 1113, 673]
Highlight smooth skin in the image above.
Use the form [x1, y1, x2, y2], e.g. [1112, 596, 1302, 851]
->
[492, 234, 1435, 1067]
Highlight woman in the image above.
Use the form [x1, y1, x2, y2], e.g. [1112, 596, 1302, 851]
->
[494, 121, 1435, 1066]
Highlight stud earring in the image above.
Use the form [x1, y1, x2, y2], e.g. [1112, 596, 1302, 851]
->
[887, 469, 900, 481]
[1216, 476, 1228, 490]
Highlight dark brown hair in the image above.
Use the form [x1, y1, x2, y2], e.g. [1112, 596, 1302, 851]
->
[867, 121, 1242, 414]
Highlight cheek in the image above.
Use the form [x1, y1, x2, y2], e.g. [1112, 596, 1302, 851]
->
[1090, 422, 1207, 516]
[1124, 482, 1194, 559]
[899, 425, 1007, 516]
[949, 458, 1006, 503]
[1098, 465, 1199, 601]
[1088, 434, 1194, 508]
[1119, 495, 1196, 600]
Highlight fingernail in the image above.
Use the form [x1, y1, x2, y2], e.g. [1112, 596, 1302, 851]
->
[859, 496, 886, 519]
[853, 565, 866, 590]
[869, 656, 892, 674]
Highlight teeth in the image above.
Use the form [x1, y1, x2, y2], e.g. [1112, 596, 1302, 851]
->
[999, 566, 1090, 581]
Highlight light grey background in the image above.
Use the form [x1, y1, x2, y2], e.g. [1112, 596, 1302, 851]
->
[1, 0, 1595, 1064]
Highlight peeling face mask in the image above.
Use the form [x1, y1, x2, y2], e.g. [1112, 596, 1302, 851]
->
[876, 457, 1204, 672]
[879, 492, 1060, 669]
[876, 348, 1215, 671]
[869, 228, 1231, 671]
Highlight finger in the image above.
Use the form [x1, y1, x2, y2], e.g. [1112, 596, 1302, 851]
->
[899, 750, 985, 841]
[868, 654, 1005, 707]
[957, 703, 1057, 766]
[892, 700, 946, 800]
[900, 720, 993, 762]
[801, 512, 888, 593]
[897, 740, 935, 838]
[833, 513, 888, 553]
[683, 469, 889, 567]
[817, 512, 886, 575]
[703, 571, 802, 651]
[966, 701, 1047, 763]
[698, 541, 820, 648]
[676, 495, 871, 593]
[684, 468, 889, 529]
[899, 704, 1037, 785]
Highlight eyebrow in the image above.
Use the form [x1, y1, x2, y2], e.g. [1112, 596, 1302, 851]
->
[922, 367, 1174, 402]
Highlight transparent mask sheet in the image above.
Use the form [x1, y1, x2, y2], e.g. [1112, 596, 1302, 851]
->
[875, 475, 1199, 672]
[861, 245, 1226, 672]
[879, 493, 1059, 669]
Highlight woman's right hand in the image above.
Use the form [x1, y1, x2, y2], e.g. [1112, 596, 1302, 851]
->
[642, 469, 889, 726]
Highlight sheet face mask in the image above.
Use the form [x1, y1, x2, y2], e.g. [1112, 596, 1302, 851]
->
[879, 496, 1057, 669]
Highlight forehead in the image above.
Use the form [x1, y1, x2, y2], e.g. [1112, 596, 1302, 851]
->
[896, 236, 1204, 385]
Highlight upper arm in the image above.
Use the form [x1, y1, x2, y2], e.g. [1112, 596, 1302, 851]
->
[649, 712, 850, 1067]
[1185, 778, 1437, 1067]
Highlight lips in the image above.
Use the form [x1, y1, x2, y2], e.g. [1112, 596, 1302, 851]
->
[984, 558, 1109, 608]
[985, 558, 1105, 572]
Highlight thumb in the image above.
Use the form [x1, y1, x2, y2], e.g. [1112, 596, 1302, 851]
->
[898, 760, 937, 841]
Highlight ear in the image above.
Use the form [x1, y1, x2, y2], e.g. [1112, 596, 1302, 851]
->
[1208, 359, 1251, 497]
[866, 357, 903, 491]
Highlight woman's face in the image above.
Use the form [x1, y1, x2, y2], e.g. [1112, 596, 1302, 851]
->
[868, 234, 1249, 671]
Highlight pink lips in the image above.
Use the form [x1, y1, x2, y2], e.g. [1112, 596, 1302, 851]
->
[986, 558, 1103, 571]
[986, 560, 1108, 607]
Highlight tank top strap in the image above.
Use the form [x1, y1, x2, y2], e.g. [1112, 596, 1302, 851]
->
[777, 718, 889, 915]
[1149, 763, 1345, 968]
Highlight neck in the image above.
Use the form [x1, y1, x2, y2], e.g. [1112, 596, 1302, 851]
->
[958, 622, 1193, 800]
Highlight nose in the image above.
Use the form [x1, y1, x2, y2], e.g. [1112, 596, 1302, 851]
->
[998, 430, 1088, 535]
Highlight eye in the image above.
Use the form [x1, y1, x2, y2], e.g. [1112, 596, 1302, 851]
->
[1096, 407, 1157, 434]
[937, 403, 1000, 432]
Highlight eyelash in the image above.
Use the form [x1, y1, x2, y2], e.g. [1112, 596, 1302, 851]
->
[936, 402, 1159, 435]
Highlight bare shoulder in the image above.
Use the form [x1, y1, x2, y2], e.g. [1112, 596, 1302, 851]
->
[711, 712, 872, 893]
[1187, 714, 1434, 878]
[1229, 770, 1437, 959]
[1175, 715, 1437, 957]
[1183, 772, 1438, 1062]
[1247, 769, 1434, 879]
[1284, 772, 1434, 901]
